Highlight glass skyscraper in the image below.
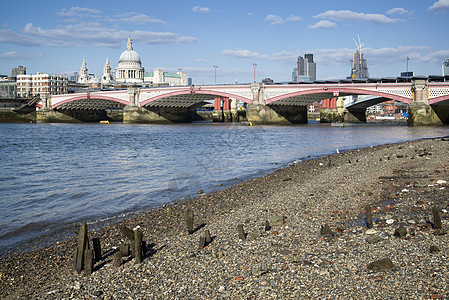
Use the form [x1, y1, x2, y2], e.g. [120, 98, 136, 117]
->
[443, 58, 449, 76]
[292, 53, 316, 82]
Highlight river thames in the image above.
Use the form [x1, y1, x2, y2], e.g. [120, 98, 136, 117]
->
[1, 122, 449, 255]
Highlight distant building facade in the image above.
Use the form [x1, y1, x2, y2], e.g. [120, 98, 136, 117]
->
[0, 76, 17, 98]
[443, 58, 449, 76]
[78, 58, 100, 84]
[75, 33, 191, 87]
[102, 56, 113, 85]
[144, 69, 191, 86]
[292, 53, 316, 82]
[17, 72, 68, 97]
[11, 66, 26, 78]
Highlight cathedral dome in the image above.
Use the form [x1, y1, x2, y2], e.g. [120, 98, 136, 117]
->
[115, 33, 144, 85]
[118, 49, 141, 64]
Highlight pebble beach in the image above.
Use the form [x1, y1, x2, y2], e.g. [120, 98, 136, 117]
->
[1, 136, 449, 299]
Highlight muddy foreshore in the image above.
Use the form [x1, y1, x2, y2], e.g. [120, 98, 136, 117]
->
[1, 137, 448, 299]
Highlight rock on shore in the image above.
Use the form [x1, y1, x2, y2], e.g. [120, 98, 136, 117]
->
[1, 137, 448, 299]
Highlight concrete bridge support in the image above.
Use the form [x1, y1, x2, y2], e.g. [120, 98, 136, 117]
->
[212, 97, 239, 122]
[212, 97, 223, 122]
[344, 107, 367, 123]
[246, 83, 307, 124]
[408, 79, 448, 126]
[123, 106, 193, 124]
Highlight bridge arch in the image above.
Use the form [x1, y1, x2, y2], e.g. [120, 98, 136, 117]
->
[52, 95, 129, 109]
[140, 89, 252, 107]
[265, 88, 413, 105]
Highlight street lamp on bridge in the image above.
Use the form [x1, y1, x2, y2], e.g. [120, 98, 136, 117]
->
[253, 63, 257, 83]
[213, 65, 218, 85]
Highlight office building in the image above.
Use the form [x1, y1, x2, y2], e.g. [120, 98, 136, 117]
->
[17, 72, 68, 97]
[443, 58, 449, 76]
[292, 53, 316, 82]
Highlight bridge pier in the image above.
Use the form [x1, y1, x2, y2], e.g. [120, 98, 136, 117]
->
[246, 83, 307, 124]
[123, 106, 193, 124]
[246, 103, 308, 124]
[408, 79, 448, 126]
[212, 97, 239, 122]
[344, 107, 367, 123]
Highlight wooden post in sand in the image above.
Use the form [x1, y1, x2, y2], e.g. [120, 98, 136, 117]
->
[237, 224, 246, 240]
[74, 222, 90, 274]
[84, 249, 94, 275]
[432, 206, 442, 229]
[134, 228, 143, 263]
[186, 208, 194, 234]
[365, 204, 373, 228]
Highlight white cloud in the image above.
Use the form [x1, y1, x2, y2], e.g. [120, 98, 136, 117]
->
[386, 8, 408, 15]
[18, 23, 197, 47]
[192, 6, 211, 14]
[0, 51, 43, 62]
[286, 15, 302, 22]
[264, 14, 301, 25]
[221, 48, 267, 59]
[428, 0, 449, 12]
[308, 20, 337, 29]
[270, 51, 298, 64]
[314, 10, 403, 24]
[119, 14, 167, 25]
[265, 15, 284, 25]
[58, 7, 102, 18]
[0, 28, 42, 46]
[133, 30, 198, 44]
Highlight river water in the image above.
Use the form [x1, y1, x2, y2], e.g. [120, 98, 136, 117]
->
[1, 122, 448, 255]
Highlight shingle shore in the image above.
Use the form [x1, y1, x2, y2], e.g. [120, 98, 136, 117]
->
[1, 137, 448, 299]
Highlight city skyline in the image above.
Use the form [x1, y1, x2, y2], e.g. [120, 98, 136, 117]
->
[0, 0, 448, 85]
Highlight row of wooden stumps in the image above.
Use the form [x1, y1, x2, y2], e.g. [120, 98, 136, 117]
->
[318, 204, 444, 237]
[117, 226, 146, 265]
[73, 222, 101, 275]
[187, 208, 274, 249]
[73, 222, 146, 275]
[365, 204, 443, 229]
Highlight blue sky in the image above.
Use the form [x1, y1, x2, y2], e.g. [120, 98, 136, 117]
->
[1, 0, 448, 84]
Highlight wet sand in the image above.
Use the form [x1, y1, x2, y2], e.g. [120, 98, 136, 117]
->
[1, 137, 448, 299]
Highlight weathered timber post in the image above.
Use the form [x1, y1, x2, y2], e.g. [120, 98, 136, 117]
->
[84, 249, 94, 275]
[198, 236, 206, 249]
[119, 243, 130, 257]
[134, 228, 143, 263]
[432, 206, 442, 229]
[120, 226, 135, 241]
[237, 224, 246, 240]
[365, 204, 373, 228]
[320, 223, 332, 236]
[205, 229, 212, 243]
[186, 208, 194, 234]
[74, 222, 90, 274]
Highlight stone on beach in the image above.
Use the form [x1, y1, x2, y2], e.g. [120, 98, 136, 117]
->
[269, 215, 285, 227]
[367, 258, 395, 272]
